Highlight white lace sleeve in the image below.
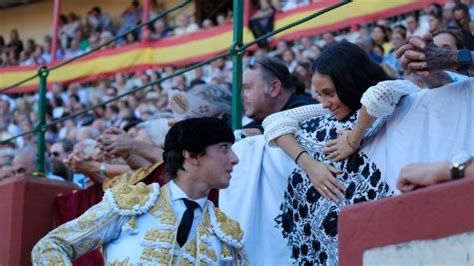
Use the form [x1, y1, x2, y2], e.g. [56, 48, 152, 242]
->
[361, 80, 419, 118]
[262, 104, 329, 146]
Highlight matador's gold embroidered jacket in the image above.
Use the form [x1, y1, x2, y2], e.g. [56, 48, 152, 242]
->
[31, 182, 247, 265]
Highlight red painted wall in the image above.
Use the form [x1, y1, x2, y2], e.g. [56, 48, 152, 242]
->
[339, 178, 474, 266]
[0, 176, 76, 266]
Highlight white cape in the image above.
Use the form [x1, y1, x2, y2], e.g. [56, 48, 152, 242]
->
[220, 79, 474, 265]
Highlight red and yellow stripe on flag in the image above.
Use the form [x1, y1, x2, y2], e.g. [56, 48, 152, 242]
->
[0, 0, 443, 93]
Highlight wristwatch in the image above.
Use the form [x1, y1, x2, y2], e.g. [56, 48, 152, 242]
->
[457, 49, 472, 73]
[449, 153, 473, 180]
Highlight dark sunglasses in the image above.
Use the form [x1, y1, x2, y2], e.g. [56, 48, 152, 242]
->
[49, 151, 60, 157]
[246, 57, 281, 81]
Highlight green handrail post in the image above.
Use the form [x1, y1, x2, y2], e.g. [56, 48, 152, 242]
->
[36, 66, 49, 175]
[231, 0, 245, 130]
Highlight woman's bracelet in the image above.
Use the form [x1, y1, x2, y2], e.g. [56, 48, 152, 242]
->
[355, 121, 369, 132]
[295, 150, 308, 164]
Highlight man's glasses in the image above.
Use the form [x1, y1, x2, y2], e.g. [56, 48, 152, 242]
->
[49, 151, 60, 158]
[246, 57, 281, 81]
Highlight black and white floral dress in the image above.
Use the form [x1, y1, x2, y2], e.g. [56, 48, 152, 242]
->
[276, 112, 393, 265]
[262, 80, 419, 265]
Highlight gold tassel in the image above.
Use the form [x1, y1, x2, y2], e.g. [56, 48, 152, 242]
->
[128, 215, 137, 230]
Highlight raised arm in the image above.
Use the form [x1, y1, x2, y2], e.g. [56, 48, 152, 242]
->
[360, 80, 419, 118]
[262, 103, 329, 146]
[97, 128, 164, 168]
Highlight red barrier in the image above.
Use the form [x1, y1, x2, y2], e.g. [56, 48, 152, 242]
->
[338, 177, 474, 266]
[0, 175, 76, 266]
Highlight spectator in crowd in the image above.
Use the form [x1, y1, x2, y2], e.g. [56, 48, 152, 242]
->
[42, 35, 65, 62]
[31, 46, 46, 65]
[406, 13, 428, 38]
[242, 56, 317, 135]
[383, 25, 407, 76]
[201, 18, 214, 29]
[99, 31, 116, 49]
[49, 138, 74, 181]
[190, 67, 209, 85]
[452, 3, 474, 50]
[50, 138, 74, 164]
[18, 50, 33, 66]
[64, 39, 83, 59]
[11, 145, 64, 181]
[249, 0, 276, 48]
[454, 2, 474, 32]
[6, 29, 23, 60]
[427, 4, 446, 34]
[322, 31, 336, 49]
[299, 36, 313, 50]
[443, 1, 457, 27]
[274, 40, 289, 60]
[173, 13, 200, 36]
[293, 61, 312, 90]
[86, 32, 100, 51]
[117, 0, 141, 45]
[24, 38, 37, 54]
[60, 12, 81, 48]
[87, 6, 115, 34]
[174, 75, 189, 91]
[151, 19, 171, 40]
[281, 48, 298, 72]
[216, 12, 230, 26]
[433, 28, 465, 50]
[355, 33, 374, 56]
[371, 25, 392, 55]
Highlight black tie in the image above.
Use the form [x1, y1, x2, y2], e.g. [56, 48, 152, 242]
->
[177, 198, 200, 247]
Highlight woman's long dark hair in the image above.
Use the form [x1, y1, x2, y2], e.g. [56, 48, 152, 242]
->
[312, 41, 391, 111]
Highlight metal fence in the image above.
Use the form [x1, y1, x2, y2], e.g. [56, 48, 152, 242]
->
[0, 0, 351, 175]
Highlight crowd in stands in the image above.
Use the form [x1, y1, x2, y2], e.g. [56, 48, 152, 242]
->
[1, 0, 473, 264]
[0, 0, 235, 67]
[0, 0, 324, 68]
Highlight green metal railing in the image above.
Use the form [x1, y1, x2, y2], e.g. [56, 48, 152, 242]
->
[0, 0, 352, 175]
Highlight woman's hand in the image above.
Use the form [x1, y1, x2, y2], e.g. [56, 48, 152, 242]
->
[325, 129, 360, 161]
[298, 154, 346, 202]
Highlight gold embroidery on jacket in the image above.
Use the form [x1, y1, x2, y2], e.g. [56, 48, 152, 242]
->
[108, 257, 131, 266]
[111, 182, 153, 210]
[214, 207, 244, 242]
